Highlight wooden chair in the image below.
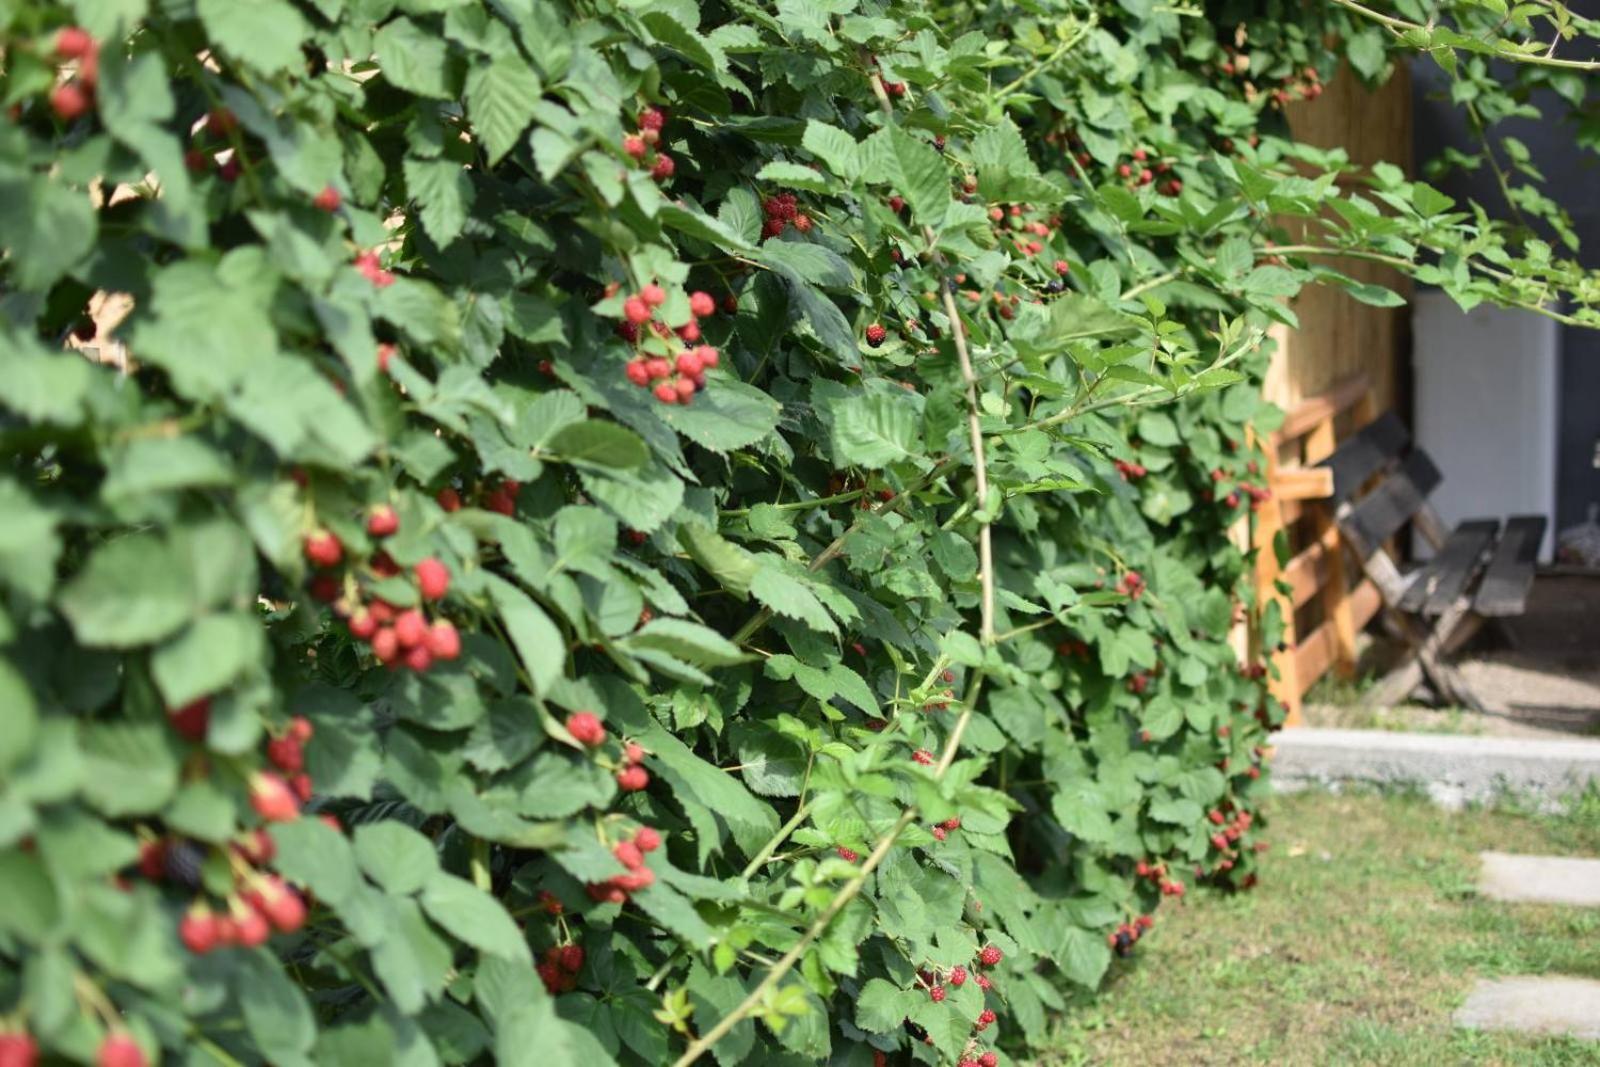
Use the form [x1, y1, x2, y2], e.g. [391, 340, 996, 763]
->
[1312, 411, 1545, 711]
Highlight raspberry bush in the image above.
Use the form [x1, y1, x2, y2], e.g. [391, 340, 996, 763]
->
[2, 1, 1597, 1064]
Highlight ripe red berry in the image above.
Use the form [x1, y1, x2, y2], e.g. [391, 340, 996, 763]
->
[55, 26, 95, 61]
[370, 626, 400, 663]
[673, 377, 696, 402]
[931, 826, 947, 841]
[976, 1008, 997, 1029]
[613, 840, 645, 870]
[625, 359, 652, 387]
[393, 610, 428, 649]
[942, 816, 961, 831]
[179, 905, 220, 954]
[675, 351, 704, 377]
[167, 697, 211, 742]
[266, 735, 303, 774]
[928, 984, 946, 1002]
[912, 749, 935, 766]
[688, 291, 716, 317]
[436, 487, 462, 512]
[979, 944, 1003, 966]
[639, 107, 666, 132]
[623, 296, 652, 325]
[677, 320, 701, 342]
[653, 382, 678, 404]
[978, 1054, 998, 1067]
[558, 943, 584, 973]
[634, 826, 662, 852]
[304, 529, 343, 568]
[640, 283, 667, 308]
[566, 711, 606, 747]
[250, 772, 299, 822]
[259, 878, 307, 932]
[651, 154, 675, 181]
[426, 620, 461, 660]
[232, 903, 270, 947]
[313, 185, 342, 212]
[835, 845, 859, 862]
[50, 82, 91, 121]
[366, 505, 399, 538]
[617, 765, 650, 791]
[415, 557, 450, 600]
[96, 1033, 146, 1067]
[1208, 809, 1225, 825]
[404, 645, 433, 672]
[864, 323, 886, 347]
[622, 134, 647, 160]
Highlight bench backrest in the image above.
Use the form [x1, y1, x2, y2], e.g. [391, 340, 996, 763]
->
[1315, 410, 1444, 558]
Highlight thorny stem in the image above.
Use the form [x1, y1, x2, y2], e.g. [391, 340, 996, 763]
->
[1326, 0, 1600, 71]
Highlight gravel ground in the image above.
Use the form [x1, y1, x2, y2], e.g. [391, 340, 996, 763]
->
[1304, 575, 1600, 739]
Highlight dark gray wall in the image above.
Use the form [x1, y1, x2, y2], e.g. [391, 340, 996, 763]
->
[1411, 61, 1600, 534]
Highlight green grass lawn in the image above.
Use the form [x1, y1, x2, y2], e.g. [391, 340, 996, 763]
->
[1040, 788, 1600, 1066]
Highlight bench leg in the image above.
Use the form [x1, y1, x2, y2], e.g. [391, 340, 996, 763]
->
[1412, 601, 1487, 713]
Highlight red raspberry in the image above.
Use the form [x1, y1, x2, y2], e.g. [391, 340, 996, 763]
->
[437, 487, 462, 512]
[865, 323, 886, 347]
[653, 382, 678, 404]
[617, 765, 650, 791]
[613, 841, 645, 870]
[303, 529, 343, 568]
[623, 296, 651, 325]
[537, 960, 562, 994]
[259, 878, 307, 932]
[638, 107, 666, 131]
[404, 645, 433, 672]
[979, 1055, 998, 1067]
[623, 741, 645, 765]
[976, 1008, 997, 1029]
[566, 711, 606, 747]
[912, 749, 935, 765]
[367, 505, 399, 538]
[626, 360, 652, 387]
[184, 149, 210, 173]
[612, 868, 655, 892]
[308, 573, 340, 603]
[623, 134, 647, 160]
[559, 944, 584, 973]
[96, 1034, 146, 1067]
[931, 826, 947, 842]
[693, 344, 719, 368]
[314, 185, 342, 212]
[289, 772, 313, 801]
[1054, 259, 1071, 275]
[179, 905, 221, 954]
[240, 828, 276, 864]
[677, 320, 701, 342]
[928, 984, 946, 1002]
[1136, 914, 1154, 930]
[836, 846, 858, 862]
[167, 697, 211, 741]
[673, 377, 696, 403]
[651, 154, 675, 181]
[207, 107, 238, 134]
[688, 291, 715, 317]
[1208, 809, 1225, 825]
[415, 557, 450, 600]
[426, 620, 461, 660]
[979, 944, 1003, 966]
[393, 609, 428, 649]
[51, 82, 91, 120]
[232, 903, 270, 947]
[250, 773, 299, 822]
[371, 627, 400, 663]
[640, 283, 666, 308]
[975, 973, 992, 990]
[348, 609, 378, 640]
[676, 351, 704, 377]
[266, 735, 303, 774]
[634, 827, 662, 852]
[646, 357, 672, 380]
[873, 1052, 887, 1067]
[792, 212, 812, 232]
[942, 816, 961, 830]
[56, 26, 95, 60]
[1210, 833, 1228, 851]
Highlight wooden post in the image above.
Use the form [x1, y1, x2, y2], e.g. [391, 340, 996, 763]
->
[1252, 428, 1302, 727]
[1303, 412, 1360, 680]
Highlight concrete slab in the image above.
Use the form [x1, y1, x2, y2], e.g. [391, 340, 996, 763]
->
[1269, 728, 1600, 810]
[1454, 976, 1600, 1039]
[1479, 852, 1600, 906]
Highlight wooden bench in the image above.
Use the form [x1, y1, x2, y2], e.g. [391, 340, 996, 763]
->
[1317, 412, 1545, 710]
[1253, 376, 1545, 721]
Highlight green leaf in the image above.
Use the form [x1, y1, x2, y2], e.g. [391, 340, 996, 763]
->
[878, 125, 950, 230]
[405, 157, 475, 248]
[376, 18, 461, 99]
[486, 575, 566, 696]
[196, 0, 310, 74]
[754, 161, 833, 194]
[150, 613, 266, 708]
[830, 395, 920, 468]
[103, 437, 234, 500]
[0, 175, 97, 291]
[420, 871, 532, 963]
[1057, 925, 1112, 988]
[353, 822, 439, 895]
[466, 54, 543, 165]
[802, 122, 862, 182]
[237, 950, 317, 1061]
[371, 896, 455, 1014]
[547, 420, 648, 469]
[57, 533, 195, 648]
[855, 978, 918, 1032]
[623, 619, 746, 668]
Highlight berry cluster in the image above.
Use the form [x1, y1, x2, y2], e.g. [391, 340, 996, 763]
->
[621, 106, 675, 182]
[304, 519, 459, 673]
[565, 711, 652, 793]
[1201, 466, 1272, 510]
[761, 191, 811, 237]
[537, 944, 585, 994]
[1114, 458, 1148, 480]
[615, 283, 722, 405]
[44, 26, 100, 122]
[1135, 858, 1187, 898]
[1118, 570, 1146, 598]
[437, 477, 520, 516]
[353, 250, 396, 288]
[929, 815, 961, 842]
[181, 107, 255, 182]
[584, 824, 662, 903]
[1107, 914, 1155, 957]
[1204, 805, 1255, 874]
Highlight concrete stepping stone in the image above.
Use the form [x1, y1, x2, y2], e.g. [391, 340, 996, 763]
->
[1479, 851, 1600, 906]
[1455, 977, 1600, 1039]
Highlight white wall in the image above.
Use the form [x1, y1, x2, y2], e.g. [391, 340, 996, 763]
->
[1411, 291, 1558, 560]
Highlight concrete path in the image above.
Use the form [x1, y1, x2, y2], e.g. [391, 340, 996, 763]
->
[1454, 977, 1600, 1039]
[1479, 851, 1600, 906]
